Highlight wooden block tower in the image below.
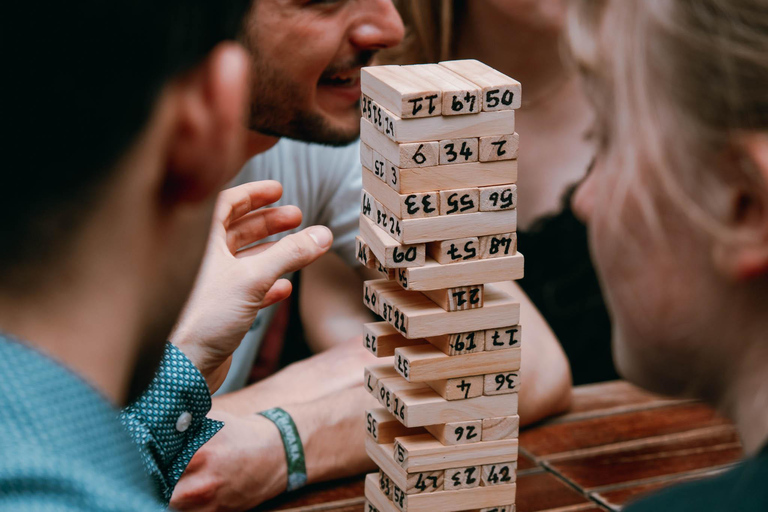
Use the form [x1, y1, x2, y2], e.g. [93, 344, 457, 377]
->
[357, 60, 523, 512]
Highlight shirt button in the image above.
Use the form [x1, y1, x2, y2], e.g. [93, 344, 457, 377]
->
[176, 412, 193, 432]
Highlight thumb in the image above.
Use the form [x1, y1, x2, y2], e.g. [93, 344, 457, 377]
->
[256, 225, 333, 284]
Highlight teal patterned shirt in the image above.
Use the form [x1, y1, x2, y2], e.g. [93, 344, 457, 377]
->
[0, 335, 223, 511]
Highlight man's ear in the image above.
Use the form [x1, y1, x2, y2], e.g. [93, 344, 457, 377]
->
[712, 133, 768, 281]
[163, 42, 251, 204]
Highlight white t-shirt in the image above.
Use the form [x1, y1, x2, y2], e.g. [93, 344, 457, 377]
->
[216, 138, 362, 394]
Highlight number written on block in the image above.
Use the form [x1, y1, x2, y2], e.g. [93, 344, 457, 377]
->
[397, 268, 409, 289]
[392, 395, 405, 421]
[366, 412, 378, 440]
[446, 466, 480, 490]
[407, 94, 439, 117]
[451, 91, 478, 113]
[412, 473, 440, 493]
[394, 441, 406, 464]
[485, 88, 516, 110]
[378, 471, 392, 497]
[363, 332, 377, 354]
[403, 193, 438, 217]
[480, 185, 517, 211]
[454, 423, 479, 442]
[440, 138, 478, 165]
[451, 286, 482, 309]
[372, 152, 387, 181]
[392, 484, 406, 510]
[485, 372, 520, 396]
[441, 189, 479, 215]
[485, 326, 521, 351]
[395, 353, 410, 379]
[451, 331, 480, 354]
[482, 462, 517, 486]
[363, 282, 378, 313]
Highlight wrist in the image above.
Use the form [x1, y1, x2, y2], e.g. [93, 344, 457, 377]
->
[257, 407, 308, 491]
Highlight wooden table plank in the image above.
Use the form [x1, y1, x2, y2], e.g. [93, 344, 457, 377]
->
[515, 472, 592, 512]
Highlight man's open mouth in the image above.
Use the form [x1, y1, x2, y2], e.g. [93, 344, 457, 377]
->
[319, 69, 361, 87]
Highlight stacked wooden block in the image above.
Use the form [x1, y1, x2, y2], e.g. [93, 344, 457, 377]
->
[357, 60, 524, 512]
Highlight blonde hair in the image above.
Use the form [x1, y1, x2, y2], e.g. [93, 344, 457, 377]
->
[568, 0, 768, 238]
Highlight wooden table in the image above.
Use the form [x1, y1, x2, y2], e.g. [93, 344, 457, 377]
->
[255, 381, 743, 512]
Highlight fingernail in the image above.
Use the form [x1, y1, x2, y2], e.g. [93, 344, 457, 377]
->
[308, 226, 333, 249]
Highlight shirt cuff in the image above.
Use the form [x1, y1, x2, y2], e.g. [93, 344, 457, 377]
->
[121, 343, 223, 502]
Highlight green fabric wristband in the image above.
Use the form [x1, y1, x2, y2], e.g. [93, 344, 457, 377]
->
[258, 407, 307, 491]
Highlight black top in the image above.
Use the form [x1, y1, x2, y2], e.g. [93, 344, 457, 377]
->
[517, 186, 617, 385]
[625, 442, 768, 511]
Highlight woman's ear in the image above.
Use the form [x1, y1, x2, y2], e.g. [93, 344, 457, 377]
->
[162, 42, 251, 205]
[712, 133, 768, 281]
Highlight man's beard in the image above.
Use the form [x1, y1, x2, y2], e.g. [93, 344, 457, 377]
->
[248, 52, 374, 146]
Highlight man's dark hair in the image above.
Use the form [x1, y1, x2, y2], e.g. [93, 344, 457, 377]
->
[3, 1, 250, 289]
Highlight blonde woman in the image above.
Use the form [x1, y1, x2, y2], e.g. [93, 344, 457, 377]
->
[387, 0, 614, 384]
[568, 0, 768, 509]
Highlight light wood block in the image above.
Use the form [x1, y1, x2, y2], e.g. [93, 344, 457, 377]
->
[387, 160, 518, 194]
[439, 137, 479, 165]
[479, 185, 517, 212]
[378, 469, 394, 498]
[425, 375, 484, 401]
[481, 416, 520, 441]
[361, 119, 438, 169]
[394, 433, 519, 472]
[364, 362, 400, 395]
[427, 237, 480, 264]
[394, 482, 518, 512]
[366, 407, 424, 444]
[363, 169, 439, 219]
[360, 215, 425, 269]
[395, 344, 521, 382]
[366, 476, 399, 512]
[485, 325, 521, 351]
[439, 188, 480, 216]
[391, 383, 519, 428]
[445, 466, 481, 490]
[372, 196, 405, 242]
[366, 439, 410, 489]
[478, 233, 518, 259]
[408, 64, 482, 116]
[363, 279, 400, 315]
[481, 462, 517, 486]
[483, 372, 521, 396]
[425, 331, 485, 356]
[357, 236, 376, 269]
[372, 149, 390, 181]
[422, 285, 483, 312]
[362, 94, 398, 141]
[364, 322, 426, 358]
[375, 257, 396, 280]
[362, 65, 442, 118]
[383, 379, 430, 420]
[394, 256, 524, 291]
[400, 208, 516, 245]
[405, 471, 444, 495]
[479, 134, 519, 162]
[361, 142, 374, 169]
[366, 281, 520, 339]
[439, 59, 522, 111]
[424, 419, 482, 445]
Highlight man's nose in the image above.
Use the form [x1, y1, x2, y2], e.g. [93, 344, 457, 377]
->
[349, 0, 406, 51]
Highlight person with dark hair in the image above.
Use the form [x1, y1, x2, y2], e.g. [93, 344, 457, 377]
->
[0, 1, 335, 510]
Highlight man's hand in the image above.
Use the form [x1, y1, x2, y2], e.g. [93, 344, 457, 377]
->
[171, 180, 333, 393]
[170, 412, 288, 512]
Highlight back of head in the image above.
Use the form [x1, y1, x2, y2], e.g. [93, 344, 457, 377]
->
[2, 0, 250, 291]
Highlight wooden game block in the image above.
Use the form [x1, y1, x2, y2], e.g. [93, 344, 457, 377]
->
[378, 469, 394, 498]
[362, 65, 442, 118]
[395, 344, 521, 382]
[366, 281, 521, 338]
[425, 375, 484, 401]
[445, 466, 482, 490]
[388, 160, 518, 194]
[405, 471, 444, 495]
[371, 197, 405, 242]
[391, 384, 519, 428]
[408, 64, 482, 116]
[427, 237, 480, 265]
[481, 416, 520, 442]
[395, 255, 524, 291]
[439, 137, 479, 165]
[483, 371, 521, 396]
[375, 257, 396, 280]
[362, 94, 398, 141]
[363, 278, 398, 315]
[361, 142, 374, 169]
[366, 407, 425, 444]
[364, 322, 426, 358]
[381, 378, 429, 418]
[422, 285, 484, 312]
[394, 433, 519, 472]
[481, 462, 517, 486]
[360, 216, 425, 268]
[478, 233, 518, 259]
[364, 363, 400, 395]
[366, 439, 410, 489]
[371, 150, 390, 181]
[439, 59, 522, 111]
[479, 185, 517, 211]
[393, 482, 518, 512]
[357, 236, 376, 269]
[362, 189, 376, 221]
[479, 134, 519, 162]
[425, 331, 485, 356]
[439, 188, 480, 216]
[424, 419, 482, 445]
[383, 108, 517, 143]
[365, 473, 400, 512]
[363, 169, 439, 219]
[485, 325, 521, 351]
[402, 209, 516, 245]
[361, 119, 439, 168]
